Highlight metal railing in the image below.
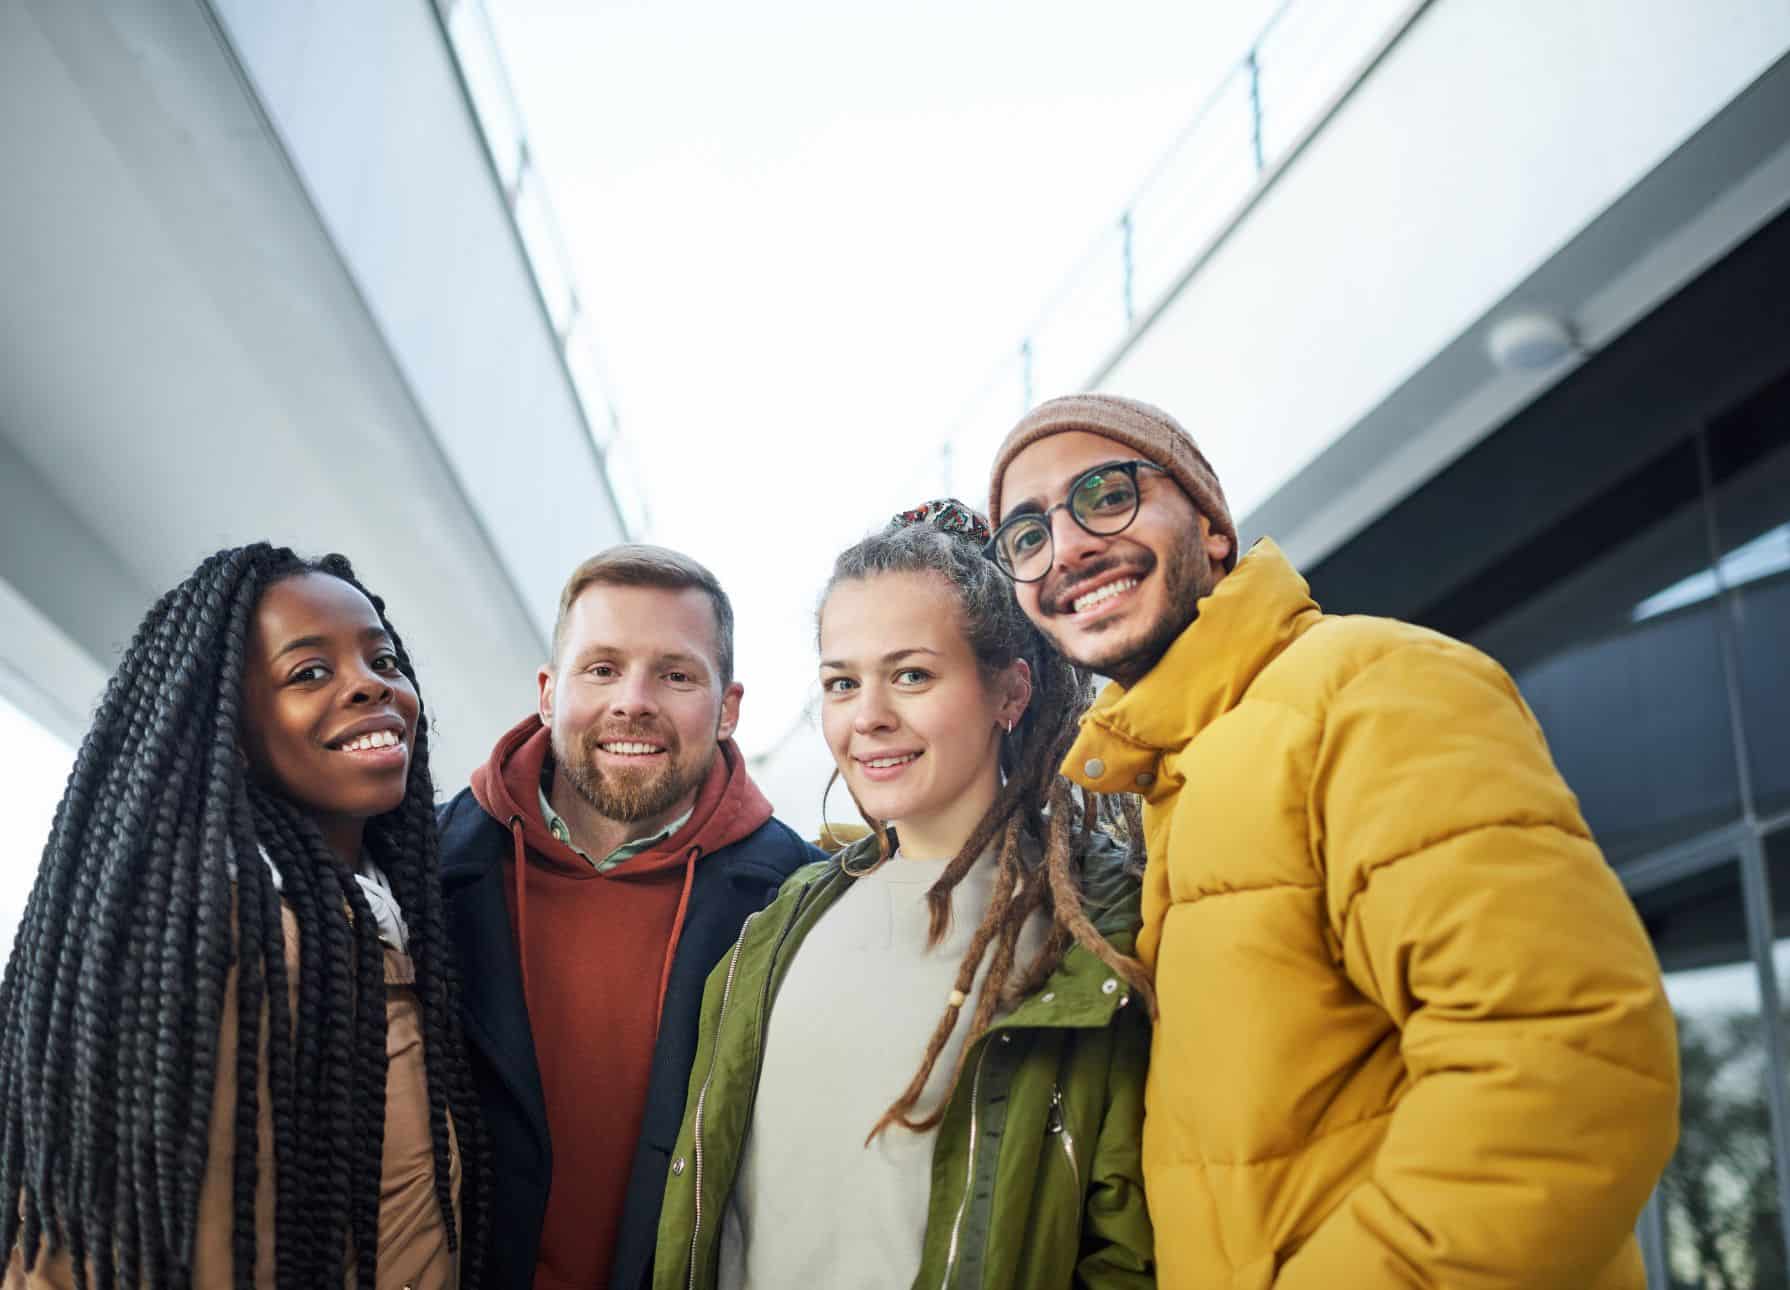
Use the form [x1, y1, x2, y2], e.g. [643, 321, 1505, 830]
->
[934, 0, 1427, 504]
[432, 0, 648, 537]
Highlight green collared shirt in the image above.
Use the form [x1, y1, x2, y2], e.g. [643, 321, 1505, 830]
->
[538, 783, 691, 874]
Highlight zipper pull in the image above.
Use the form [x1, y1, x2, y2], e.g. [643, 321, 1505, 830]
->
[1045, 1085, 1064, 1134]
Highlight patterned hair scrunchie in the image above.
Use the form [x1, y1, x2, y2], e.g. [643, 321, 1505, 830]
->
[889, 498, 992, 545]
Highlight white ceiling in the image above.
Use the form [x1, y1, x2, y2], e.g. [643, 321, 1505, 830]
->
[0, 0, 558, 785]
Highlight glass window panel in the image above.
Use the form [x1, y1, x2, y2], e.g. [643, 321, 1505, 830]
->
[565, 321, 619, 451]
[1634, 861, 1789, 1287]
[1706, 369, 1790, 822]
[942, 357, 1028, 505]
[1127, 81, 1256, 309]
[513, 173, 578, 336]
[1254, 0, 1408, 160]
[601, 436, 650, 540]
[1471, 487, 1742, 865]
[1023, 243, 1131, 407]
[445, 0, 525, 188]
[1769, 830, 1790, 1186]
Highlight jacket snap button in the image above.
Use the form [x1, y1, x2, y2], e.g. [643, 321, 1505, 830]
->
[671, 1156, 686, 1176]
[1083, 757, 1106, 779]
[1000, 1033, 1012, 1044]
[1041, 991, 1055, 1003]
[1135, 771, 1155, 788]
[1101, 978, 1119, 995]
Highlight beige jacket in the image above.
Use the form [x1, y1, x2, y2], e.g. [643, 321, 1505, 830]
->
[7, 901, 460, 1289]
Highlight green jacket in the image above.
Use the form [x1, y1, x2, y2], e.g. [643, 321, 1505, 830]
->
[652, 833, 1156, 1290]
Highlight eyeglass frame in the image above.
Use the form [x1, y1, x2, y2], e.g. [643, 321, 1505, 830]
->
[983, 459, 1167, 583]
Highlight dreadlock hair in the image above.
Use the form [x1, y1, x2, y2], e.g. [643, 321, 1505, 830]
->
[816, 517, 1155, 1145]
[0, 543, 487, 1289]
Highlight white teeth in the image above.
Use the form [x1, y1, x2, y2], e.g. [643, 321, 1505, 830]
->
[602, 742, 662, 755]
[339, 730, 401, 752]
[863, 753, 919, 769]
[1072, 577, 1138, 613]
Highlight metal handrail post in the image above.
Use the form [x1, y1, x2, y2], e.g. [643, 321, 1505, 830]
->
[1120, 210, 1136, 326]
[1246, 48, 1265, 174]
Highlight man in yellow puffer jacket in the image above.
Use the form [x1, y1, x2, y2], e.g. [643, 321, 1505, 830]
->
[985, 393, 1679, 1289]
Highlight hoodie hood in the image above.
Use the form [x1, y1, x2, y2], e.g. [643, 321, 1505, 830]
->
[469, 714, 774, 878]
[469, 712, 776, 1027]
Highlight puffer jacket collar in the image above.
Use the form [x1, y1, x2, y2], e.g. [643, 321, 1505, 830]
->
[1068, 538, 1321, 793]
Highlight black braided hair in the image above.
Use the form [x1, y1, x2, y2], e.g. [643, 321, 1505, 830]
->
[0, 544, 487, 1288]
[816, 516, 1155, 1142]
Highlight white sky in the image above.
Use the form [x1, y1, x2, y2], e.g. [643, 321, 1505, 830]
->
[486, 0, 1280, 756]
[0, 692, 74, 953]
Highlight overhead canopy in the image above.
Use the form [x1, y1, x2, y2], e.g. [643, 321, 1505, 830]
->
[0, 0, 628, 785]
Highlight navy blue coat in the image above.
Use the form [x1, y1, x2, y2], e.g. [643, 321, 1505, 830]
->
[438, 788, 818, 1290]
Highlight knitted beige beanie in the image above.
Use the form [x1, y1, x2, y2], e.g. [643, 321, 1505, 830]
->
[987, 393, 1238, 571]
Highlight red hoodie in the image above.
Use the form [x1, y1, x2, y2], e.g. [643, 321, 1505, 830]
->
[469, 715, 772, 1290]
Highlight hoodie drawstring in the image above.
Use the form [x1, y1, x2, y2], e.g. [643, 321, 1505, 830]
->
[653, 845, 700, 1032]
[508, 815, 531, 1005]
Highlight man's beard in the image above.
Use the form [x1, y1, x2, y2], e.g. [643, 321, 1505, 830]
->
[557, 722, 713, 824]
[1047, 532, 1218, 687]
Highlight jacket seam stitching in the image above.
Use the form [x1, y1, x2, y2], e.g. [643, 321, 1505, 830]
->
[1333, 819, 1593, 931]
[1200, 1107, 1396, 1167]
[1176, 878, 1322, 901]
[1402, 1027, 1678, 1089]
[1224, 691, 1323, 726]
[1093, 690, 1322, 754]
[1085, 714, 1158, 752]
[1328, 637, 1460, 695]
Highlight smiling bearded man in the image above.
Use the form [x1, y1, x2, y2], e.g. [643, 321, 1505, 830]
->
[985, 394, 1680, 1290]
[437, 546, 820, 1290]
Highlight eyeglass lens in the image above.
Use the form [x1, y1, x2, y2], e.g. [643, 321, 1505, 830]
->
[995, 464, 1142, 579]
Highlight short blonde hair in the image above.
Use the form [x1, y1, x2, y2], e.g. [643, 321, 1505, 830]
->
[552, 544, 734, 683]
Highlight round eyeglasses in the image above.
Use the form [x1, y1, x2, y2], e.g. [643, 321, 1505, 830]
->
[984, 460, 1165, 583]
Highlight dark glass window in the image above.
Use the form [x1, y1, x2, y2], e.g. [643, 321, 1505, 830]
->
[1706, 376, 1790, 822]
[1633, 861, 1788, 1287]
[1467, 474, 1742, 865]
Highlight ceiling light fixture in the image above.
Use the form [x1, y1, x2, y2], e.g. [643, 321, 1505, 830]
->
[1486, 311, 1578, 372]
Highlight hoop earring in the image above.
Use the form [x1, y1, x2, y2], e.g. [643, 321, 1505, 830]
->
[822, 769, 887, 873]
[1005, 718, 1015, 736]
[820, 768, 847, 852]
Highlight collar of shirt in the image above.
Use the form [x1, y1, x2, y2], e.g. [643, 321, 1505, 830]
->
[537, 782, 692, 873]
[246, 844, 410, 952]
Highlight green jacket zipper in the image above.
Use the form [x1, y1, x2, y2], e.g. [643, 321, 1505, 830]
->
[1047, 1084, 1078, 1188]
[939, 1038, 994, 1289]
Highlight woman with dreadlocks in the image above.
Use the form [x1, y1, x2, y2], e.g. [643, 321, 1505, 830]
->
[0, 544, 483, 1289]
[653, 501, 1155, 1290]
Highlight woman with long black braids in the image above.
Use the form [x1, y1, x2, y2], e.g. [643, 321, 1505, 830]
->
[0, 544, 484, 1289]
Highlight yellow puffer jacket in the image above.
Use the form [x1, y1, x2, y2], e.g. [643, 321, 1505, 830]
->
[1065, 540, 1678, 1289]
